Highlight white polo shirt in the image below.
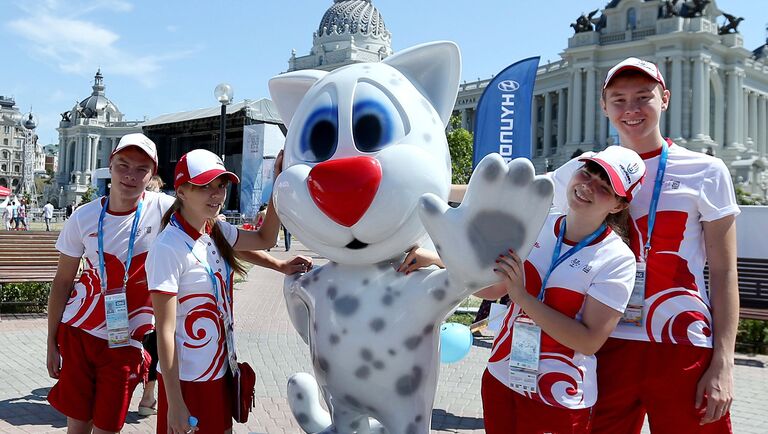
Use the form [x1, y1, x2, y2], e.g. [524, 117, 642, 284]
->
[55, 192, 175, 349]
[486, 214, 636, 409]
[147, 212, 239, 382]
[550, 143, 740, 348]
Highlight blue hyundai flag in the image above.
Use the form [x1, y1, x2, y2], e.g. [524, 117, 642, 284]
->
[472, 57, 540, 167]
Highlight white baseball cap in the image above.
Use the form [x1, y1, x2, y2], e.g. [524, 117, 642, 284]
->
[174, 149, 239, 189]
[604, 57, 666, 91]
[110, 133, 158, 172]
[579, 146, 646, 202]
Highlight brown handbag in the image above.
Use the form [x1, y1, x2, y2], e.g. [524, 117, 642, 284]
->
[231, 362, 256, 423]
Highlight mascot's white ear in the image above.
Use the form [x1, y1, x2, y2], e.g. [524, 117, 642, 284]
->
[269, 70, 328, 128]
[383, 41, 461, 127]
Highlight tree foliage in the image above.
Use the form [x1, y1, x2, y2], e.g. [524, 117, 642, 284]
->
[446, 115, 474, 184]
[734, 185, 766, 205]
[80, 186, 97, 205]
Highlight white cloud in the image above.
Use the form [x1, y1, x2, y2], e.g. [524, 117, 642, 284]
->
[6, 1, 191, 88]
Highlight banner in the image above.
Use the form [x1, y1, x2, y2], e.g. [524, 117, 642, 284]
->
[472, 57, 540, 166]
[241, 124, 285, 219]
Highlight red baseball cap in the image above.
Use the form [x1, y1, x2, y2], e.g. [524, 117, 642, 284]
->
[174, 149, 239, 189]
[604, 57, 666, 91]
[579, 146, 646, 202]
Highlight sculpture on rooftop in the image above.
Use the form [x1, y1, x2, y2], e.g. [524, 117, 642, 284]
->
[570, 9, 600, 34]
[659, 0, 680, 19]
[718, 12, 744, 35]
[679, 0, 710, 18]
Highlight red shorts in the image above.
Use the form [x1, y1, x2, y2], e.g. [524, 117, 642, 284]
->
[47, 324, 147, 432]
[592, 338, 732, 434]
[157, 374, 233, 434]
[481, 369, 593, 434]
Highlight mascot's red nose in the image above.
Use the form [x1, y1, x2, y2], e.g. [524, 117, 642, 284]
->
[307, 157, 382, 227]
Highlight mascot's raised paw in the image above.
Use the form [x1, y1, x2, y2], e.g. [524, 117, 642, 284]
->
[419, 154, 553, 288]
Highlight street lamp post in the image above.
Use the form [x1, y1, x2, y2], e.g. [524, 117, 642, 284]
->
[214, 83, 234, 161]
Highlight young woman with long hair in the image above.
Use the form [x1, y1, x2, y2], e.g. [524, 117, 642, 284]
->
[147, 149, 298, 434]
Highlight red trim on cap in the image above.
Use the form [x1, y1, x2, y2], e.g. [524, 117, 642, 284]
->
[580, 157, 628, 198]
[606, 64, 666, 90]
[553, 215, 612, 247]
[172, 211, 211, 241]
[187, 169, 240, 187]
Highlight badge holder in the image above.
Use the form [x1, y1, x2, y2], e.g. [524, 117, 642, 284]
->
[508, 316, 541, 393]
[104, 287, 130, 348]
[621, 261, 646, 327]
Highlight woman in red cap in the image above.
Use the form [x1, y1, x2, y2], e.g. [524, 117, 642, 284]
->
[147, 149, 295, 434]
[475, 146, 647, 433]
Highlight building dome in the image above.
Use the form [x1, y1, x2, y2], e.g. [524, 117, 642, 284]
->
[75, 70, 120, 119]
[317, 0, 388, 38]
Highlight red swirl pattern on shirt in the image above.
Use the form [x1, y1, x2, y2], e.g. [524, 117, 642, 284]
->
[63, 252, 152, 342]
[530, 353, 585, 409]
[645, 288, 712, 346]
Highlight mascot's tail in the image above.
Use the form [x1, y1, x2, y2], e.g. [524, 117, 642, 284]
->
[287, 373, 332, 433]
[287, 372, 387, 434]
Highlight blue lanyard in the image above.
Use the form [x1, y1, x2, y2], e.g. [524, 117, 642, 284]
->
[538, 218, 606, 302]
[643, 141, 669, 260]
[98, 197, 144, 293]
[171, 215, 232, 316]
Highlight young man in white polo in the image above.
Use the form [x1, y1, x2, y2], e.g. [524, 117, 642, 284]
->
[550, 57, 739, 433]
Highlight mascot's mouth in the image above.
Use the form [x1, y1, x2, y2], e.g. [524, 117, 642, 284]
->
[345, 238, 369, 250]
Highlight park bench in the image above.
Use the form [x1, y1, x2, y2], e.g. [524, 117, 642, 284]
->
[0, 231, 60, 310]
[705, 257, 768, 321]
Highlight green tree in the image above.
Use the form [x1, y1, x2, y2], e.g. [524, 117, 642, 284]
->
[80, 186, 97, 205]
[446, 115, 473, 184]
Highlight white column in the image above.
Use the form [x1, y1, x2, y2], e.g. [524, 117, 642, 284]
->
[726, 70, 739, 146]
[702, 59, 711, 139]
[758, 95, 767, 158]
[691, 57, 704, 139]
[91, 137, 98, 170]
[557, 89, 567, 149]
[584, 68, 597, 144]
[744, 89, 750, 145]
[572, 69, 583, 144]
[543, 92, 553, 156]
[749, 92, 758, 146]
[658, 59, 668, 134]
[84, 137, 92, 172]
[670, 57, 683, 139]
[460, 109, 468, 130]
[74, 137, 82, 172]
[599, 106, 608, 148]
[531, 95, 539, 155]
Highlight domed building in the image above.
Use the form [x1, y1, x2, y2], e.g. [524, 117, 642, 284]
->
[288, 0, 393, 72]
[55, 70, 142, 205]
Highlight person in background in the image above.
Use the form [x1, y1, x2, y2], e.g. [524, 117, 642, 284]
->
[43, 201, 55, 232]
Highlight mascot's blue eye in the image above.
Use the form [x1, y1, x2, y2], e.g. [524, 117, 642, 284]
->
[352, 101, 391, 153]
[351, 82, 406, 154]
[300, 106, 338, 162]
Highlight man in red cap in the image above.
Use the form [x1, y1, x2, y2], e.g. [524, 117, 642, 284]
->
[46, 134, 309, 433]
[550, 57, 739, 433]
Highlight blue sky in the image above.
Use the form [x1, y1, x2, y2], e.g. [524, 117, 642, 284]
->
[2, 0, 766, 145]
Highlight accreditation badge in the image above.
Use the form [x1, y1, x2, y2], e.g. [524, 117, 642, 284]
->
[104, 288, 130, 348]
[221, 313, 239, 374]
[621, 261, 646, 327]
[508, 316, 541, 393]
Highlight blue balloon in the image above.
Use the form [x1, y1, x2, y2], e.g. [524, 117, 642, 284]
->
[439, 322, 473, 363]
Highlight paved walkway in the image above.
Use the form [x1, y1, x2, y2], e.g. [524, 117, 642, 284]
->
[1, 241, 767, 433]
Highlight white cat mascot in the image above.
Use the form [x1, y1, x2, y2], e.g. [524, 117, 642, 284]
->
[269, 41, 553, 434]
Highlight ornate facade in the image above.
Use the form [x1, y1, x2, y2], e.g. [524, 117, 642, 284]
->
[55, 70, 142, 204]
[453, 0, 768, 197]
[288, 0, 393, 72]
